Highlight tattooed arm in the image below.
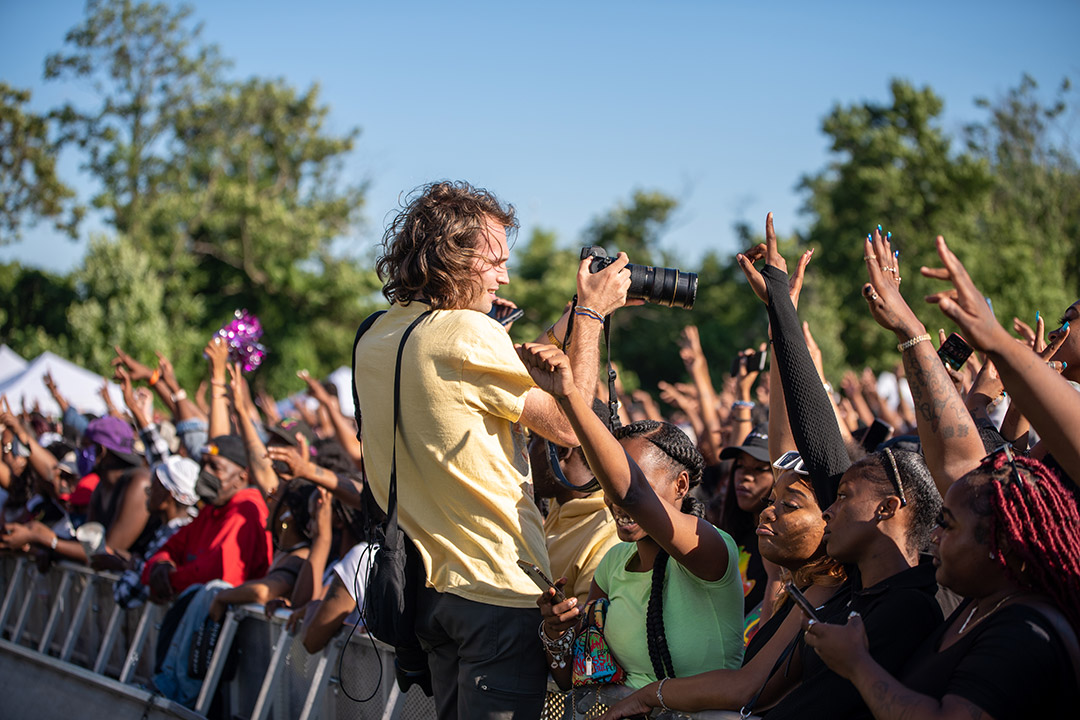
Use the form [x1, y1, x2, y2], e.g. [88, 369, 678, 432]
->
[859, 229, 983, 495]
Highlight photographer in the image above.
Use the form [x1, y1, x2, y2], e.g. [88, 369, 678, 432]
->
[355, 181, 632, 720]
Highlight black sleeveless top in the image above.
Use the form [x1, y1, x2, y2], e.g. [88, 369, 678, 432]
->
[89, 469, 160, 557]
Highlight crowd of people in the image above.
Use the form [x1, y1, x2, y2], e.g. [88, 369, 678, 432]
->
[1, 181, 1078, 720]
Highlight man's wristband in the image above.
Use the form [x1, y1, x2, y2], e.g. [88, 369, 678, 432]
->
[149, 369, 161, 385]
[171, 389, 188, 403]
[897, 334, 931, 352]
[732, 400, 755, 409]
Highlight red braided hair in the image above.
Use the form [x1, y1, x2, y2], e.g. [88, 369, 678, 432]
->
[970, 451, 1080, 631]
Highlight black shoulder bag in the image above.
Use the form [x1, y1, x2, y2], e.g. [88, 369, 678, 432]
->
[351, 308, 431, 649]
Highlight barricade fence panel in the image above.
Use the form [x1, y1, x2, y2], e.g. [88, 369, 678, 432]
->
[0, 556, 719, 720]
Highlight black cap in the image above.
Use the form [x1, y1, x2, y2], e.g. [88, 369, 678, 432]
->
[202, 435, 248, 469]
[719, 426, 770, 463]
[265, 417, 316, 448]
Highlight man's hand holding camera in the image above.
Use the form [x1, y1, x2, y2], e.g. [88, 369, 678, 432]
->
[576, 250, 637, 317]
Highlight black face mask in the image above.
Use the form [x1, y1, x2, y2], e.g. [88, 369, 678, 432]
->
[196, 468, 221, 503]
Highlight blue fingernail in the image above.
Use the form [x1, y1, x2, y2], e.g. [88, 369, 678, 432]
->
[1064, 361, 1068, 370]
[1036, 311, 1040, 321]
[867, 233, 872, 241]
[877, 225, 882, 232]
[1065, 321, 1070, 331]
[887, 231, 892, 239]
[893, 250, 899, 258]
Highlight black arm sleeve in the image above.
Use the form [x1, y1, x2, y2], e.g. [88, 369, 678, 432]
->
[761, 264, 851, 508]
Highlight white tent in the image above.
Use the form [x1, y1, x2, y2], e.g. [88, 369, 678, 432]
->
[0, 345, 28, 385]
[0, 351, 125, 418]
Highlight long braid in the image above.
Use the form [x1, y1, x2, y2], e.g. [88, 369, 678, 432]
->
[645, 550, 676, 679]
[973, 452, 1080, 631]
[613, 420, 706, 680]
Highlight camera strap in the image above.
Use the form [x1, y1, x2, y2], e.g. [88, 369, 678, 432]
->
[547, 294, 620, 495]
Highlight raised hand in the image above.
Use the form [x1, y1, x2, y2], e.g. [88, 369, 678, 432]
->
[297, 370, 331, 404]
[203, 336, 229, 375]
[735, 212, 814, 308]
[576, 252, 638, 316]
[266, 433, 314, 481]
[516, 342, 575, 398]
[155, 351, 179, 391]
[860, 227, 923, 339]
[921, 236, 1009, 351]
[112, 346, 154, 383]
[255, 388, 282, 425]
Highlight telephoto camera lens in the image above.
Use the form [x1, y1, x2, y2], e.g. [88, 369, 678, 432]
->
[581, 246, 698, 309]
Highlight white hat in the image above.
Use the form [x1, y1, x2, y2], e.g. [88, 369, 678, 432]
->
[154, 455, 199, 506]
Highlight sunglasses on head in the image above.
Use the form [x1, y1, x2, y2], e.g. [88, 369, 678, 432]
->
[773, 450, 809, 476]
[983, 443, 1025, 487]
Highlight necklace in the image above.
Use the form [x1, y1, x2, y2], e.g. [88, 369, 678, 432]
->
[958, 592, 1021, 634]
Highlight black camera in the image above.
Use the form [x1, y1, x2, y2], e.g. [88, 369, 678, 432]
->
[580, 246, 697, 309]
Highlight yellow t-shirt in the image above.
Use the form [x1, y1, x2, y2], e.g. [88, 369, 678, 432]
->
[355, 302, 551, 607]
[544, 495, 620, 605]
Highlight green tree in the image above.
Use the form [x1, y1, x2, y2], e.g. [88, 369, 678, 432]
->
[0, 83, 81, 243]
[35, 0, 378, 394]
[45, 0, 225, 238]
[0, 263, 78, 358]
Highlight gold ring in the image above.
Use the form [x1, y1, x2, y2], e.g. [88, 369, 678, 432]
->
[870, 292, 879, 300]
[864, 254, 877, 260]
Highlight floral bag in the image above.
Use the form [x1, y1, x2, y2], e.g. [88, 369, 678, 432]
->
[571, 597, 626, 686]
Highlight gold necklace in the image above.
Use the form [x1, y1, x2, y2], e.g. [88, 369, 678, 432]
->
[958, 592, 1021, 634]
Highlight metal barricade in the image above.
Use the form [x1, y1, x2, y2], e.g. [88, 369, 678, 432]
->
[0, 555, 436, 719]
[0, 556, 724, 720]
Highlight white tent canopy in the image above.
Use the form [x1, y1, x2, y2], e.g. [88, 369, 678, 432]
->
[0, 345, 28, 385]
[0, 351, 124, 418]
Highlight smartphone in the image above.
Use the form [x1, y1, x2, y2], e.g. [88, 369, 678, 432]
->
[857, 418, 893, 452]
[784, 581, 820, 623]
[730, 349, 768, 377]
[938, 332, 973, 371]
[488, 305, 525, 327]
[516, 559, 566, 603]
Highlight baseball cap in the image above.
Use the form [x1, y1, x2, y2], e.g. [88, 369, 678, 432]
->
[719, 426, 771, 464]
[202, 434, 248, 469]
[84, 416, 143, 466]
[265, 417, 316, 448]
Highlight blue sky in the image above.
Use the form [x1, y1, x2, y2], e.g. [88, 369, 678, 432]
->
[2, 0, 1078, 274]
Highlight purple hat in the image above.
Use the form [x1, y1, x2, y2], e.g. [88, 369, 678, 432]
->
[84, 416, 143, 467]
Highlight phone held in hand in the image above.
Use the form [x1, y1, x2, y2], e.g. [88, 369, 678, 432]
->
[938, 332, 974, 371]
[857, 418, 893, 452]
[785, 581, 820, 623]
[488, 304, 525, 327]
[517, 559, 566, 603]
[731, 349, 768, 377]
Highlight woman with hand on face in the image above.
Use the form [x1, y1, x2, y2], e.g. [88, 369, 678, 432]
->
[806, 448, 1080, 719]
[516, 344, 745, 693]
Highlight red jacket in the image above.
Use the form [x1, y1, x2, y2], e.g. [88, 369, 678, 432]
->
[142, 486, 272, 593]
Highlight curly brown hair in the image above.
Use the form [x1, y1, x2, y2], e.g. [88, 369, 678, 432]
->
[376, 181, 517, 309]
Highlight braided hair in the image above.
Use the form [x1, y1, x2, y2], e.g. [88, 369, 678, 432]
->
[966, 452, 1080, 631]
[613, 420, 706, 679]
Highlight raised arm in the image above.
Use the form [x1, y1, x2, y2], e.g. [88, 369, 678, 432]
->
[923, 236, 1080, 484]
[519, 254, 633, 446]
[298, 370, 362, 466]
[204, 337, 231, 438]
[113, 346, 177, 418]
[518, 343, 729, 582]
[227, 363, 277, 499]
[736, 213, 846, 506]
[860, 229, 983, 493]
[155, 351, 206, 422]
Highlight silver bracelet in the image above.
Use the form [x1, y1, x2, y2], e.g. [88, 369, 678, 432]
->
[656, 676, 672, 711]
[537, 620, 575, 669]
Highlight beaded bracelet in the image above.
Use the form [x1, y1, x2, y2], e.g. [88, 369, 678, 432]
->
[732, 400, 755, 409]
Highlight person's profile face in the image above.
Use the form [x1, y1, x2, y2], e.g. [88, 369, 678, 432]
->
[930, 480, 994, 595]
[1048, 300, 1080, 380]
[757, 472, 826, 569]
[466, 216, 510, 314]
[820, 469, 882, 563]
